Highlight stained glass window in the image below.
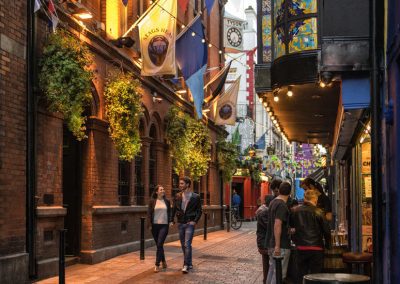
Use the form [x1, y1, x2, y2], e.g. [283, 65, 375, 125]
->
[269, 0, 318, 59]
[262, 0, 272, 62]
[289, 0, 317, 18]
[274, 27, 286, 58]
[288, 18, 318, 53]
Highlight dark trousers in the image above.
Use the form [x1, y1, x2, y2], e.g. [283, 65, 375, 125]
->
[261, 253, 269, 284]
[296, 250, 324, 283]
[151, 224, 169, 266]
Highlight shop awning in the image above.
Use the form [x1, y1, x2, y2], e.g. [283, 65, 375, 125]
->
[342, 75, 370, 109]
[263, 82, 341, 145]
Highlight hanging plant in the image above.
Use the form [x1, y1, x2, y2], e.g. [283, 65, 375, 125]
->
[104, 72, 143, 161]
[216, 136, 239, 182]
[39, 29, 94, 140]
[165, 106, 211, 181]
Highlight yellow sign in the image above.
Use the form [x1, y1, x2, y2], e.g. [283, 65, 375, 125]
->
[361, 142, 371, 174]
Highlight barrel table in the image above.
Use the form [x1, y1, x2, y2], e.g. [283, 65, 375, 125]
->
[303, 273, 370, 284]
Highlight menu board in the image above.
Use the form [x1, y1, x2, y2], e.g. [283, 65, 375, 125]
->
[364, 176, 372, 198]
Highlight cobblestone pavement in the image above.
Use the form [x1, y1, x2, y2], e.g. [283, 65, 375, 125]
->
[37, 222, 263, 284]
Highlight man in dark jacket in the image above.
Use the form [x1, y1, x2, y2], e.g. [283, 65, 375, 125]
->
[172, 176, 202, 274]
[291, 189, 331, 283]
[256, 195, 275, 284]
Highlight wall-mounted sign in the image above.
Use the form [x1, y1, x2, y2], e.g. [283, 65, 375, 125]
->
[224, 17, 244, 51]
[361, 142, 371, 174]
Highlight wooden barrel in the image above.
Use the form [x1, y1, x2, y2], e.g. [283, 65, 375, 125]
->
[323, 246, 348, 273]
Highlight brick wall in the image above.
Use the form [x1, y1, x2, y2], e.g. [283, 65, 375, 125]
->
[0, 0, 29, 282]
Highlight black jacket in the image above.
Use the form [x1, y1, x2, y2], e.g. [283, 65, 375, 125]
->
[256, 207, 269, 249]
[172, 192, 202, 224]
[291, 203, 331, 249]
[147, 198, 172, 226]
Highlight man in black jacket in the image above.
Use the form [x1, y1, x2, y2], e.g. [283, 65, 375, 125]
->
[291, 189, 331, 283]
[172, 176, 202, 274]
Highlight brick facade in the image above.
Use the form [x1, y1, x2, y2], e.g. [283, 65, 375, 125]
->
[0, 0, 29, 282]
[1, 0, 227, 282]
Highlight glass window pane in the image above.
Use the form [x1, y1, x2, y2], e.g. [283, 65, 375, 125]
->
[274, 0, 285, 25]
[262, 0, 272, 62]
[273, 26, 286, 59]
[288, 18, 318, 53]
[289, 0, 317, 18]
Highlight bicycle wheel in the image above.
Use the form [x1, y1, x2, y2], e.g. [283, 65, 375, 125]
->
[231, 214, 242, 230]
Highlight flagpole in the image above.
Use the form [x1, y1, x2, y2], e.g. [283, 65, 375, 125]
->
[122, 0, 162, 37]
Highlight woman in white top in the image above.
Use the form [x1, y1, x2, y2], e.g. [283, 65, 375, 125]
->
[147, 185, 172, 272]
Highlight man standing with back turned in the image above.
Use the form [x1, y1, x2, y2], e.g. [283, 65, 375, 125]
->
[172, 177, 202, 274]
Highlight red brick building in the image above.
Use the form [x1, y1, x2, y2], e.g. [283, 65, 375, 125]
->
[0, 0, 228, 282]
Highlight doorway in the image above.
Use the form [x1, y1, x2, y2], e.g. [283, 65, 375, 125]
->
[62, 126, 82, 256]
[232, 182, 244, 218]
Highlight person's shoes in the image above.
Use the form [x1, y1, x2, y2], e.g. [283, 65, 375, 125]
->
[182, 265, 189, 274]
[162, 261, 167, 269]
[154, 265, 160, 273]
[188, 265, 193, 270]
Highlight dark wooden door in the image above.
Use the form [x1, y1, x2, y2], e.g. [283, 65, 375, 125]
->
[62, 126, 82, 256]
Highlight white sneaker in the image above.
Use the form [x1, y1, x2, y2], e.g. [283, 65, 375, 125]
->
[182, 265, 189, 274]
[154, 265, 160, 273]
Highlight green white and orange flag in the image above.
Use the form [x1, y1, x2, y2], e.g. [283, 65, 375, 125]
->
[138, 0, 177, 76]
[211, 76, 240, 125]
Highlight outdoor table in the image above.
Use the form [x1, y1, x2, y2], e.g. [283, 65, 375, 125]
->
[303, 273, 370, 284]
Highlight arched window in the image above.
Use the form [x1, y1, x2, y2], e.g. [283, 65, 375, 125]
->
[135, 120, 145, 205]
[149, 124, 157, 198]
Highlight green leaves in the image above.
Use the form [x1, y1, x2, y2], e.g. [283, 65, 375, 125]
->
[39, 30, 94, 140]
[216, 137, 239, 183]
[104, 72, 143, 161]
[165, 107, 211, 181]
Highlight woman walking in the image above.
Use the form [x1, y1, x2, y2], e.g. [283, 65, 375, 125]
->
[147, 185, 172, 272]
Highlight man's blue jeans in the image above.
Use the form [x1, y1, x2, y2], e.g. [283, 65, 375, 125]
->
[178, 223, 195, 266]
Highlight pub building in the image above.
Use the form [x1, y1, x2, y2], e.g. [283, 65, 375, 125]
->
[255, 0, 374, 278]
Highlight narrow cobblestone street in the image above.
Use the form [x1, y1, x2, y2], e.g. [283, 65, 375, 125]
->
[37, 222, 263, 284]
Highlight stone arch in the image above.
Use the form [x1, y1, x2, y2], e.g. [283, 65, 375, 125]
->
[148, 111, 163, 141]
[83, 83, 101, 117]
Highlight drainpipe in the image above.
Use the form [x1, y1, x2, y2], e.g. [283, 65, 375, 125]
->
[27, 0, 37, 279]
[371, 0, 384, 282]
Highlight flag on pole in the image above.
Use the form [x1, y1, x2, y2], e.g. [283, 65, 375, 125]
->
[204, 61, 232, 103]
[48, 0, 59, 33]
[138, 0, 177, 76]
[211, 76, 240, 125]
[34, 0, 41, 12]
[205, 0, 215, 15]
[178, 0, 189, 13]
[176, 15, 208, 119]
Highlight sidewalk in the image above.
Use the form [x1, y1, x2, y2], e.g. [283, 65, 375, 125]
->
[36, 222, 262, 284]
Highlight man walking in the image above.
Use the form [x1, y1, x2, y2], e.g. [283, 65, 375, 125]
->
[291, 190, 331, 282]
[266, 182, 292, 284]
[232, 189, 241, 214]
[172, 177, 202, 274]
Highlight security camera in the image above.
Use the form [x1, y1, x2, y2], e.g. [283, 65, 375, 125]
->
[153, 97, 163, 103]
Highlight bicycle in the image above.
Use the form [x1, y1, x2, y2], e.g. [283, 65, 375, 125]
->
[229, 207, 242, 230]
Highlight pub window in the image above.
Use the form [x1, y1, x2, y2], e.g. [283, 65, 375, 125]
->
[149, 125, 157, 198]
[118, 160, 131, 206]
[106, 0, 129, 39]
[134, 154, 144, 205]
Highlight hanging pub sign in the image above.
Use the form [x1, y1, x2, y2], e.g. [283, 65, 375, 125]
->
[223, 15, 244, 52]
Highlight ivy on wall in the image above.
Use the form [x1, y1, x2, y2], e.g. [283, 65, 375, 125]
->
[39, 29, 94, 140]
[216, 136, 239, 183]
[165, 106, 211, 181]
[104, 72, 143, 161]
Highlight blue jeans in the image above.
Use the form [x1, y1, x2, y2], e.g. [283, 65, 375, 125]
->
[151, 224, 169, 266]
[178, 223, 195, 266]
